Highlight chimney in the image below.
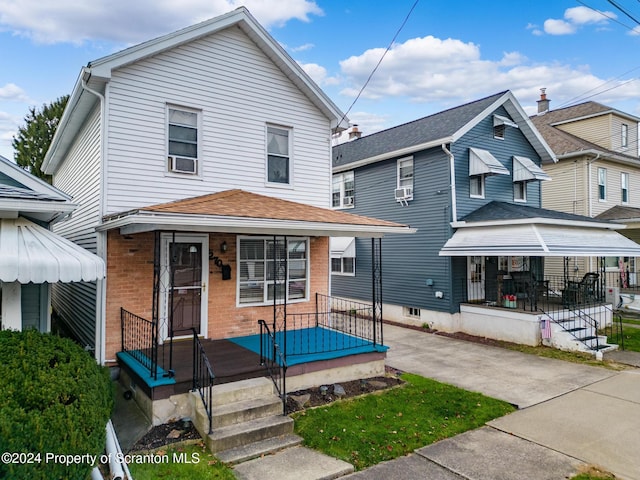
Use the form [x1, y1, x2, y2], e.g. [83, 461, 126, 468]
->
[348, 125, 362, 141]
[537, 88, 550, 114]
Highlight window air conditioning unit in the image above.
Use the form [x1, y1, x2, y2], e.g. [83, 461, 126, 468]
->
[343, 196, 354, 206]
[169, 156, 197, 174]
[394, 187, 412, 201]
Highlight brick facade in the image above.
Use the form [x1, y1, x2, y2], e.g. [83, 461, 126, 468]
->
[104, 230, 329, 361]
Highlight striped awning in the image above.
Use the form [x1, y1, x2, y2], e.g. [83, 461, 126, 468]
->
[439, 223, 640, 257]
[0, 217, 106, 283]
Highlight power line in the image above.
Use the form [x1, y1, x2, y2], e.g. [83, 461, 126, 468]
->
[335, 0, 420, 132]
[555, 65, 640, 109]
[575, 0, 638, 31]
[605, 0, 640, 26]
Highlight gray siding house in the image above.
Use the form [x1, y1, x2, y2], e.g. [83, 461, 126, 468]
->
[331, 91, 640, 348]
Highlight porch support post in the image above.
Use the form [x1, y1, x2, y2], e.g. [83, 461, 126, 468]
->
[371, 238, 383, 346]
[272, 235, 287, 358]
[1, 282, 22, 331]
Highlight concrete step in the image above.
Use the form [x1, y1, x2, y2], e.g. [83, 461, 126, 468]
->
[212, 377, 275, 407]
[206, 414, 294, 453]
[215, 434, 303, 464]
[213, 395, 284, 428]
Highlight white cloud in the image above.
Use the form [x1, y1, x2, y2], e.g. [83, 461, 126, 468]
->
[335, 34, 640, 117]
[564, 6, 612, 25]
[630, 26, 640, 36]
[290, 43, 314, 52]
[542, 6, 616, 35]
[0, 110, 20, 160]
[0, 83, 30, 102]
[299, 62, 340, 86]
[544, 19, 576, 35]
[0, 0, 323, 44]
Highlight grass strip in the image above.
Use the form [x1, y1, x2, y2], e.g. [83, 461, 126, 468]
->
[126, 442, 235, 480]
[292, 373, 515, 470]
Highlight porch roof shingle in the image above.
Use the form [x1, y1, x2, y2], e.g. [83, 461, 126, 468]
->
[100, 189, 414, 237]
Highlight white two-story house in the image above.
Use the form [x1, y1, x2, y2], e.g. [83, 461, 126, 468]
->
[42, 7, 411, 419]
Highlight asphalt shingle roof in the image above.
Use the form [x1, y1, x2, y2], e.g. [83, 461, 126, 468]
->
[107, 189, 407, 228]
[333, 91, 508, 168]
[530, 102, 639, 161]
[460, 201, 610, 224]
[596, 205, 640, 221]
[0, 184, 66, 202]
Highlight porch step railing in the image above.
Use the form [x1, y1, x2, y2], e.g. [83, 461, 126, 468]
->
[541, 304, 603, 351]
[121, 308, 158, 380]
[599, 304, 625, 350]
[192, 328, 214, 434]
[258, 320, 287, 415]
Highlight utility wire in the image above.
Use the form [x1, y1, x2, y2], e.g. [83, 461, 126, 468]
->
[576, 0, 637, 31]
[335, 0, 420, 132]
[555, 65, 640, 109]
[605, 0, 640, 25]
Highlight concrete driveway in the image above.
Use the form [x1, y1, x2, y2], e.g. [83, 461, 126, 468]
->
[380, 324, 640, 480]
[384, 323, 615, 408]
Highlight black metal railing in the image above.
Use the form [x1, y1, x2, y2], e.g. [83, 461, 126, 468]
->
[599, 304, 625, 350]
[258, 319, 287, 415]
[192, 329, 214, 434]
[121, 308, 158, 380]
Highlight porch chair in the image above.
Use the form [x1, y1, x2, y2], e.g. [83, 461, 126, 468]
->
[562, 272, 599, 307]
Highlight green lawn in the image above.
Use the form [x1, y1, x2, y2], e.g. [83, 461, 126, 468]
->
[621, 317, 640, 326]
[291, 373, 515, 471]
[126, 442, 235, 480]
[618, 325, 640, 351]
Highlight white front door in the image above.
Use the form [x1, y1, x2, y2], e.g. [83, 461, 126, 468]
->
[160, 233, 208, 341]
[467, 256, 485, 301]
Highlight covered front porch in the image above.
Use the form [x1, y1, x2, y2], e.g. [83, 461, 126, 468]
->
[440, 203, 640, 352]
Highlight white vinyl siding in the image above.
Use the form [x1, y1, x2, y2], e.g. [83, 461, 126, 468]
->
[50, 106, 102, 350]
[238, 237, 309, 306]
[105, 27, 331, 214]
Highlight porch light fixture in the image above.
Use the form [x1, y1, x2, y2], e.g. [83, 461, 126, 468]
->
[221, 241, 228, 253]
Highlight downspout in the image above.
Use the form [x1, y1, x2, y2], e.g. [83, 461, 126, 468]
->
[442, 144, 457, 222]
[586, 153, 601, 272]
[81, 71, 108, 365]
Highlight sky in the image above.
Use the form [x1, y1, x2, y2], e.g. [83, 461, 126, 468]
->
[1, 0, 640, 160]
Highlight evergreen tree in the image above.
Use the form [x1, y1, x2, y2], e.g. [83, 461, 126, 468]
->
[12, 95, 69, 183]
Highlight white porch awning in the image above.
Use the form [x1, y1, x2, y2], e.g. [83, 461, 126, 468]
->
[469, 148, 510, 176]
[493, 114, 519, 128]
[439, 223, 640, 257]
[513, 156, 551, 182]
[330, 237, 356, 258]
[0, 217, 106, 283]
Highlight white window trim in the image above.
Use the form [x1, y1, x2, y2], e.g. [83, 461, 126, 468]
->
[332, 171, 355, 209]
[397, 156, 414, 200]
[513, 181, 527, 202]
[470, 175, 485, 199]
[598, 167, 607, 202]
[622, 123, 629, 148]
[493, 124, 505, 140]
[165, 104, 202, 179]
[236, 236, 309, 307]
[622, 172, 629, 204]
[265, 124, 294, 189]
[331, 257, 355, 276]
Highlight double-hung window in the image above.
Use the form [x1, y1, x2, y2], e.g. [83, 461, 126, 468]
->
[331, 257, 355, 275]
[470, 176, 484, 198]
[622, 172, 629, 204]
[622, 124, 629, 148]
[238, 237, 308, 305]
[267, 126, 291, 185]
[598, 167, 607, 201]
[168, 107, 199, 175]
[513, 181, 526, 202]
[397, 157, 414, 199]
[332, 172, 355, 208]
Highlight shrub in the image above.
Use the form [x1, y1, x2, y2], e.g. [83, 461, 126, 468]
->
[0, 329, 113, 480]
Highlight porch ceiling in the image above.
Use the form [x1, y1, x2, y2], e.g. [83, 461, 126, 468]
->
[439, 223, 640, 257]
[98, 189, 416, 238]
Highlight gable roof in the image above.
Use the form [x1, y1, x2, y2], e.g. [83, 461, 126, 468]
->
[0, 155, 75, 223]
[44, 7, 347, 175]
[596, 205, 640, 222]
[530, 101, 640, 163]
[99, 189, 415, 237]
[333, 90, 556, 171]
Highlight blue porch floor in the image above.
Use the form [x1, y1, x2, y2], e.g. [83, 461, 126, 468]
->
[230, 326, 388, 366]
[117, 326, 388, 391]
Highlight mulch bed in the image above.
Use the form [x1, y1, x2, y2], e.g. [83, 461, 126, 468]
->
[129, 419, 202, 452]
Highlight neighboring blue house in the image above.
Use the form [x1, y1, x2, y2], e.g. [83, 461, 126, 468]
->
[331, 91, 640, 348]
